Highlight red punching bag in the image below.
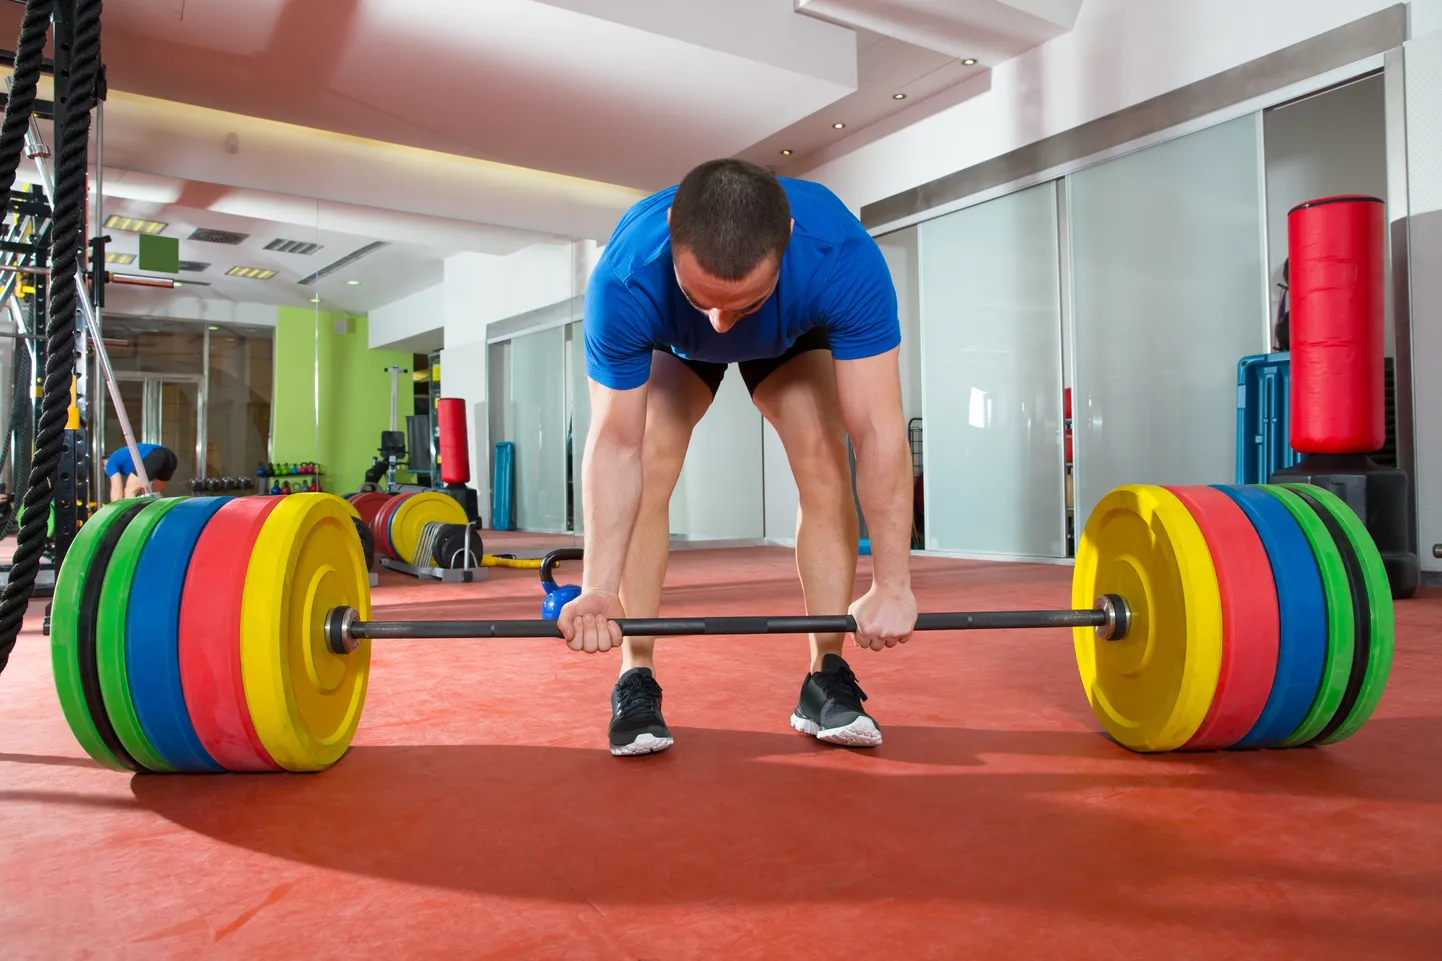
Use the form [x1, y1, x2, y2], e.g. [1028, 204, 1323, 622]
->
[436, 398, 470, 485]
[1288, 195, 1385, 454]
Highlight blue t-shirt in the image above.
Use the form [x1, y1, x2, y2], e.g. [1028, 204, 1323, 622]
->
[584, 177, 900, 391]
[105, 443, 159, 477]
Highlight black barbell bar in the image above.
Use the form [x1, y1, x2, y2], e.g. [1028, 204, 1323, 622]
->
[325, 594, 1131, 655]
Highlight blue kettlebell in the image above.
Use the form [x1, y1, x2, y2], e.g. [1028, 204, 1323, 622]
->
[539, 548, 585, 619]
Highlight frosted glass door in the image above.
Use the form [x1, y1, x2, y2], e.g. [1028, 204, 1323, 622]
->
[507, 327, 568, 532]
[1069, 114, 1268, 525]
[919, 180, 1066, 557]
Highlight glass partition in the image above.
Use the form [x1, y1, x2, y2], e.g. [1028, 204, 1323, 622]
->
[1068, 114, 1269, 525]
[918, 181, 1067, 557]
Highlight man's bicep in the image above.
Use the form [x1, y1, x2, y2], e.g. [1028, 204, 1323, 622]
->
[587, 378, 649, 449]
[834, 348, 903, 438]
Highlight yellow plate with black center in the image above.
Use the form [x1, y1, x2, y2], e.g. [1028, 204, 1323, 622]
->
[388, 491, 468, 566]
[1072, 485, 1224, 752]
[239, 493, 372, 772]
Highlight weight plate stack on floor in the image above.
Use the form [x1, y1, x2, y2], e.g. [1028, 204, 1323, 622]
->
[96, 498, 188, 773]
[51, 500, 151, 772]
[239, 494, 372, 772]
[179, 496, 286, 771]
[1071, 485, 1223, 752]
[370, 493, 412, 560]
[1259, 486, 1356, 746]
[127, 497, 232, 772]
[1281, 484, 1394, 744]
[388, 492, 469, 566]
[349, 491, 393, 530]
[1211, 485, 1329, 748]
[435, 524, 484, 570]
[1164, 486, 1279, 750]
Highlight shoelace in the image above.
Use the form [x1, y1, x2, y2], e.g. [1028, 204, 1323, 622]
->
[816, 661, 867, 709]
[616, 672, 663, 719]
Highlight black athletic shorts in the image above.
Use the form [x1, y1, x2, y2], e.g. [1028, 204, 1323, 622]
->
[141, 446, 178, 482]
[669, 326, 831, 397]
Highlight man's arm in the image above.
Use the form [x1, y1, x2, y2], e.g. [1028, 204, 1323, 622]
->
[580, 378, 649, 596]
[834, 348, 913, 602]
[555, 375, 651, 653]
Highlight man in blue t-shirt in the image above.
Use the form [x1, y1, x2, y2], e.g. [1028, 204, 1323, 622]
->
[558, 159, 916, 757]
[105, 442, 176, 501]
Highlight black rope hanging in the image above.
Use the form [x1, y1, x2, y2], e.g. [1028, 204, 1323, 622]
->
[0, 0, 102, 675]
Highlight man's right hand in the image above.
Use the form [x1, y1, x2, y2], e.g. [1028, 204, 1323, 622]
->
[557, 589, 626, 653]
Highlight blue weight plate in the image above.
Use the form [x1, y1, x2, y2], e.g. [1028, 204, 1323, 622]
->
[1212, 485, 1328, 747]
[127, 496, 234, 772]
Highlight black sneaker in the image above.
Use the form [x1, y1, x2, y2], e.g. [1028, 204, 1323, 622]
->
[609, 667, 673, 757]
[791, 653, 882, 747]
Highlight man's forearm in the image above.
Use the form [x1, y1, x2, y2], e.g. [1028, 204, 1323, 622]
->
[580, 435, 645, 595]
[852, 424, 914, 591]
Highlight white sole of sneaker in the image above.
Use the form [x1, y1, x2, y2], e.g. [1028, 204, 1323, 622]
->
[790, 712, 882, 747]
[610, 733, 673, 757]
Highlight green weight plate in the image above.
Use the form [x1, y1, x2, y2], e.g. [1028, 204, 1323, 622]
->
[1285, 485, 1394, 744]
[50, 499, 149, 772]
[96, 497, 187, 773]
[1259, 485, 1354, 746]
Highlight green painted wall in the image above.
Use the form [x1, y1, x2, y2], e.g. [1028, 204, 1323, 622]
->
[272, 309, 411, 492]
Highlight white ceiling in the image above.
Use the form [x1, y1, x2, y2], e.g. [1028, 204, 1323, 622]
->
[0, 0, 1082, 321]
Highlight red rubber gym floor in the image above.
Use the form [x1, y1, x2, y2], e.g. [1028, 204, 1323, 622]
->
[2, 548, 1440, 960]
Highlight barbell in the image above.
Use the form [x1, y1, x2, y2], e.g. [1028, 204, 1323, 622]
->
[48, 482, 1393, 774]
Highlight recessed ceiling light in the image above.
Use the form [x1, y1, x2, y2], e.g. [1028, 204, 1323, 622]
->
[208, 326, 219, 331]
[309, 295, 322, 303]
[345, 279, 361, 286]
[226, 266, 279, 280]
[103, 214, 167, 235]
[963, 58, 978, 66]
[832, 122, 845, 130]
[892, 93, 906, 100]
[780, 149, 793, 156]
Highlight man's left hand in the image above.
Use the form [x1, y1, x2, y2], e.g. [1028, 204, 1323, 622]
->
[849, 584, 917, 651]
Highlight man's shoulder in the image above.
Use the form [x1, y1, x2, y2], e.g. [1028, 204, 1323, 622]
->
[779, 177, 864, 244]
[597, 185, 677, 287]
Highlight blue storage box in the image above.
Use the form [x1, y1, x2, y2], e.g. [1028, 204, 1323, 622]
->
[1236, 352, 1300, 484]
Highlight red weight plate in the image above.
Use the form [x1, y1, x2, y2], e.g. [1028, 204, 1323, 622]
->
[370, 493, 412, 560]
[350, 491, 393, 529]
[1165, 485, 1280, 749]
[178, 497, 284, 771]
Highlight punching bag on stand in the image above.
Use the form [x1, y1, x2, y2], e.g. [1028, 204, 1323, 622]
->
[1287, 195, 1385, 454]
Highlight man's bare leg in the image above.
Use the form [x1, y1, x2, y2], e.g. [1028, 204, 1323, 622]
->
[750, 350, 858, 673]
[616, 351, 715, 676]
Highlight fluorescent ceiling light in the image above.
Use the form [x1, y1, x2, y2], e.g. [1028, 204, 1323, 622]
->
[226, 266, 279, 280]
[104, 252, 135, 265]
[104, 214, 167, 235]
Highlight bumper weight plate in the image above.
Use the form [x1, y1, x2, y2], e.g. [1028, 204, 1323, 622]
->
[1165, 486, 1279, 750]
[1212, 485, 1328, 748]
[241, 493, 372, 772]
[1072, 485, 1223, 752]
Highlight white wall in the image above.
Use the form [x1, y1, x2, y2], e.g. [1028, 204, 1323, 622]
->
[438, 242, 579, 513]
[798, 0, 1412, 213]
[671, 374, 766, 540]
[369, 282, 444, 352]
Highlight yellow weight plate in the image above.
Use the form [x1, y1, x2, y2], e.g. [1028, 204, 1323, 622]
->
[389, 492, 468, 566]
[1072, 485, 1223, 752]
[240, 493, 372, 772]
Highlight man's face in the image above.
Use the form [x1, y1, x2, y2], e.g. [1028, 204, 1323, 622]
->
[672, 246, 780, 334]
